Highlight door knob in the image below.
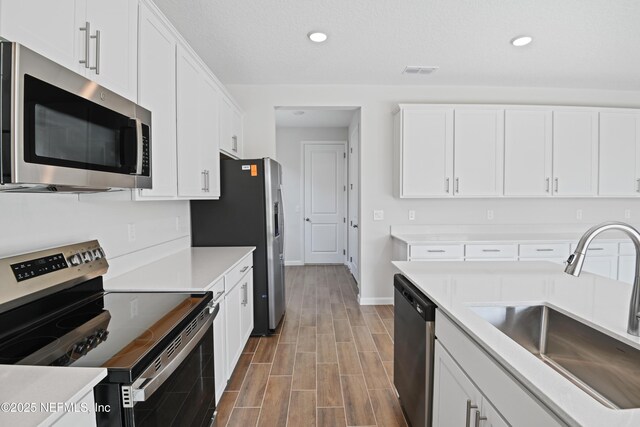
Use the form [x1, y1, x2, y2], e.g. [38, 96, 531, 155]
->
[353, 224, 359, 228]
[305, 218, 311, 222]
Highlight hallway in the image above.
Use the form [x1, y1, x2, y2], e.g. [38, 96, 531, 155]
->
[214, 265, 406, 427]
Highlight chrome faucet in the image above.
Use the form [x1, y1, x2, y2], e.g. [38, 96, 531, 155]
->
[565, 221, 640, 336]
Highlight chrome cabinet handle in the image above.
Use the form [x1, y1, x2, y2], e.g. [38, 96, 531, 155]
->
[241, 283, 248, 306]
[240, 265, 249, 273]
[482, 249, 501, 252]
[353, 224, 358, 228]
[445, 177, 450, 193]
[90, 29, 101, 74]
[554, 177, 559, 193]
[232, 136, 238, 152]
[206, 170, 210, 192]
[475, 410, 487, 427]
[536, 248, 554, 252]
[213, 290, 224, 301]
[427, 249, 445, 253]
[455, 178, 460, 194]
[636, 178, 640, 193]
[545, 177, 550, 193]
[465, 400, 478, 427]
[79, 22, 90, 68]
[201, 170, 207, 191]
[587, 247, 604, 251]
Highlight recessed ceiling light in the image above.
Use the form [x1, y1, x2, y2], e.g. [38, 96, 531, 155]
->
[308, 31, 328, 43]
[292, 111, 306, 116]
[511, 35, 533, 47]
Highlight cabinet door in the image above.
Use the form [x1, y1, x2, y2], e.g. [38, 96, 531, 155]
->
[504, 109, 553, 196]
[199, 76, 221, 198]
[582, 256, 618, 280]
[0, 0, 83, 73]
[552, 111, 599, 196]
[176, 46, 206, 197]
[619, 255, 635, 285]
[219, 96, 240, 157]
[225, 282, 243, 378]
[232, 107, 243, 158]
[240, 272, 254, 341]
[481, 397, 510, 427]
[454, 109, 504, 196]
[433, 341, 482, 427]
[85, 0, 137, 100]
[136, 4, 177, 199]
[599, 112, 640, 196]
[213, 298, 227, 404]
[399, 108, 454, 197]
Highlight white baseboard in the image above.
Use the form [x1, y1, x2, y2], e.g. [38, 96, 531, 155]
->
[285, 260, 304, 266]
[359, 297, 394, 305]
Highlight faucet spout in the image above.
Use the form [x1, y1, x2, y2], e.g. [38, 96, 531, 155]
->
[565, 221, 640, 336]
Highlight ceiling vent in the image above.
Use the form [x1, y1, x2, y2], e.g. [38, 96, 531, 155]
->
[403, 66, 439, 75]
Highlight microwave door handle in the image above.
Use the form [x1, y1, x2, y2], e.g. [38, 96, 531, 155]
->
[134, 118, 143, 175]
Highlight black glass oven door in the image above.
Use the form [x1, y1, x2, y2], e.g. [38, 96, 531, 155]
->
[130, 323, 215, 427]
[22, 74, 139, 174]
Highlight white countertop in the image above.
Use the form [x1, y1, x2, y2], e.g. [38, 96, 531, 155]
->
[391, 231, 628, 245]
[0, 365, 106, 427]
[105, 247, 256, 292]
[392, 260, 640, 427]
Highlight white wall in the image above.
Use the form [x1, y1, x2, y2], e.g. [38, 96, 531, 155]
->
[228, 84, 640, 304]
[276, 127, 348, 265]
[0, 192, 190, 277]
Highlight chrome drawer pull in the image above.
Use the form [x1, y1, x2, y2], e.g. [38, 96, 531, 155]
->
[240, 265, 250, 273]
[588, 247, 604, 251]
[475, 410, 487, 427]
[482, 249, 501, 252]
[536, 248, 554, 252]
[427, 250, 446, 253]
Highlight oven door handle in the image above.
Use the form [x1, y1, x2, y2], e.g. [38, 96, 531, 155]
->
[131, 310, 214, 403]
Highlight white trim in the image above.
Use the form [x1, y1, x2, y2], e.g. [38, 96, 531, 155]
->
[359, 297, 394, 305]
[285, 260, 304, 266]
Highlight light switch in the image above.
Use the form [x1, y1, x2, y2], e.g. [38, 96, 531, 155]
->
[373, 210, 384, 221]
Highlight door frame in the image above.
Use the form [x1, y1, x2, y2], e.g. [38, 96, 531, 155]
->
[301, 141, 348, 264]
[347, 123, 360, 282]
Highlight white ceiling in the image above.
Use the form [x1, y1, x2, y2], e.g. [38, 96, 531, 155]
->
[153, 0, 640, 90]
[275, 108, 356, 128]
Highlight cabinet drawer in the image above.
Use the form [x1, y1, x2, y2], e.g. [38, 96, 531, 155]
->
[465, 244, 517, 259]
[226, 254, 253, 288]
[570, 242, 618, 256]
[409, 244, 464, 260]
[519, 243, 570, 259]
[210, 277, 225, 301]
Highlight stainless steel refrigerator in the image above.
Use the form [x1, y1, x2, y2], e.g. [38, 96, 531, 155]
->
[191, 158, 285, 335]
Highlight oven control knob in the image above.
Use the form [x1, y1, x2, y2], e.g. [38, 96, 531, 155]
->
[92, 248, 104, 259]
[68, 254, 82, 266]
[74, 342, 88, 356]
[86, 336, 97, 349]
[81, 251, 94, 263]
[96, 329, 109, 341]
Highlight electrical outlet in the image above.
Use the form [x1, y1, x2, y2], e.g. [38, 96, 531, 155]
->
[487, 210, 494, 220]
[576, 209, 583, 220]
[127, 223, 136, 242]
[625, 209, 632, 219]
[408, 210, 416, 221]
[373, 210, 384, 221]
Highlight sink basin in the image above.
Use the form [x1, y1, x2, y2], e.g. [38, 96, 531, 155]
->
[471, 304, 640, 409]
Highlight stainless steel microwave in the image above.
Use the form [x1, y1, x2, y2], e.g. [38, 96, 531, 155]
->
[0, 42, 151, 192]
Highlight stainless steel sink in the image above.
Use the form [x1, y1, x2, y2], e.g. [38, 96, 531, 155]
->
[471, 305, 640, 409]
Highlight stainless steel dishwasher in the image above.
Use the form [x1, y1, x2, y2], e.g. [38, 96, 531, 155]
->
[394, 274, 437, 427]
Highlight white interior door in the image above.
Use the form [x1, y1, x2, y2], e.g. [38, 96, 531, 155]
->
[304, 143, 346, 264]
[348, 126, 360, 281]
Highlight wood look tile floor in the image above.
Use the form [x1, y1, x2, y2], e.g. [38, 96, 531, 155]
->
[214, 265, 406, 427]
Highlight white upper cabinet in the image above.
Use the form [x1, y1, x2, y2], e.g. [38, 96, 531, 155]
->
[0, 0, 82, 72]
[552, 110, 599, 196]
[454, 109, 504, 196]
[136, 3, 177, 199]
[84, 0, 138, 100]
[599, 112, 640, 196]
[0, 0, 137, 101]
[220, 96, 244, 158]
[176, 45, 220, 199]
[504, 109, 553, 196]
[397, 107, 454, 197]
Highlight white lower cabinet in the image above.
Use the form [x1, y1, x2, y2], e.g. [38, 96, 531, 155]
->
[213, 295, 227, 404]
[51, 390, 96, 426]
[435, 311, 563, 427]
[224, 278, 243, 379]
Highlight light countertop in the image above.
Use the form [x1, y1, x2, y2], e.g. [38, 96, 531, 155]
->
[0, 365, 106, 427]
[105, 247, 256, 292]
[390, 232, 629, 245]
[392, 260, 640, 426]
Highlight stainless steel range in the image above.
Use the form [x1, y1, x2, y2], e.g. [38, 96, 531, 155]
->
[0, 241, 217, 426]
